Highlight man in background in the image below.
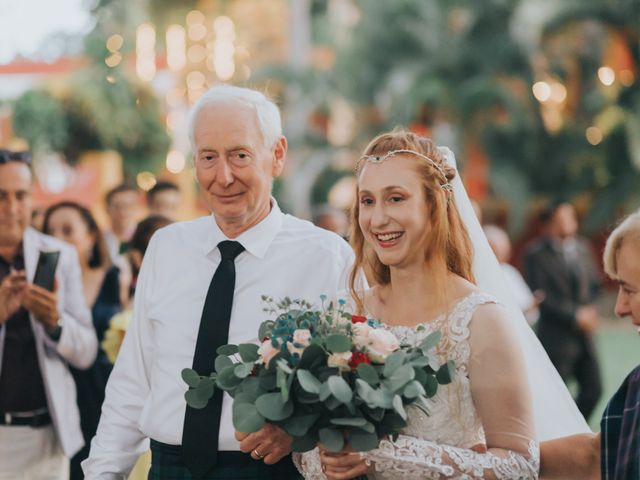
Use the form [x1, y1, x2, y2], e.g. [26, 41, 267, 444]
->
[524, 201, 602, 421]
[104, 184, 139, 262]
[146, 181, 181, 221]
[0, 149, 97, 478]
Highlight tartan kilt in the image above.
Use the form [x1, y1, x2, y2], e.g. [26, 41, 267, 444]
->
[149, 440, 302, 480]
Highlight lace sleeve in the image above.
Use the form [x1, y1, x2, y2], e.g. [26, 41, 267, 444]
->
[365, 302, 540, 479]
[364, 435, 539, 479]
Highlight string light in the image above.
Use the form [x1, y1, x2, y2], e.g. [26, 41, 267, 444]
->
[166, 25, 186, 72]
[136, 23, 156, 82]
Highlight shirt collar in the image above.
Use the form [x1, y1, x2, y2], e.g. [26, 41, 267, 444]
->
[204, 198, 284, 260]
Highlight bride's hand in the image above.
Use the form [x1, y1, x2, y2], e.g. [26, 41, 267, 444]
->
[319, 445, 372, 480]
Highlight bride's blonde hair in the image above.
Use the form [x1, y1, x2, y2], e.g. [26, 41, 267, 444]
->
[349, 130, 475, 313]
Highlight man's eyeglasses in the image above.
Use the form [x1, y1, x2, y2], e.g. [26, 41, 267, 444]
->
[0, 150, 32, 165]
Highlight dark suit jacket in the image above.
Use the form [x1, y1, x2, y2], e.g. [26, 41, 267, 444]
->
[524, 236, 601, 353]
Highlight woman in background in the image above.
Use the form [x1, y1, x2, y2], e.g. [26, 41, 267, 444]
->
[43, 201, 122, 480]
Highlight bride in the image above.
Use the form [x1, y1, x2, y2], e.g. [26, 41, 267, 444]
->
[295, 130, 590, 479]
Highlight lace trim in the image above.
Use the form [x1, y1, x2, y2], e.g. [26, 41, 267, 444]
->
[365, 436, 540, 479]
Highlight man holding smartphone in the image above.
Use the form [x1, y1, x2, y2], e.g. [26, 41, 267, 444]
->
[0, 149, 97, 479]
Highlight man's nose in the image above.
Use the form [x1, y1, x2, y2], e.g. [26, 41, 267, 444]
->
[215, 160, 234, 187]
[614, 289, 630, 318]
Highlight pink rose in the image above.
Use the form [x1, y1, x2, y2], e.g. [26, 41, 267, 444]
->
[352, 323, 373, 349]
[258, 339, 279, 367]
[327, 351, 353, 371]
[292, 329, 311, 347]
[366, 329, 399, 362]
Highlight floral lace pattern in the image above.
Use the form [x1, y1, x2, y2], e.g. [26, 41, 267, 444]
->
[294, 292, 540, 479]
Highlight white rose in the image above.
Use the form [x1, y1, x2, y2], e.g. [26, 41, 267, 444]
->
[292, 329, 311, 347]
[366, 329, 400, 363]
[327, 351, 352, 371]
[352, 323, 373, 349]
[257, 339, 279, 367]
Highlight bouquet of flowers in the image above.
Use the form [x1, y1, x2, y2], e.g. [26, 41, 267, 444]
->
[182, 296, 453, 453]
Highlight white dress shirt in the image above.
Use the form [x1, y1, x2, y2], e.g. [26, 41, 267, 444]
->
[83, 201, 354, 478]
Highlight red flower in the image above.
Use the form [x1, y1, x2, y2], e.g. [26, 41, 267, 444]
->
[351, 315, 367, 324]
[350, 351, 371, 368]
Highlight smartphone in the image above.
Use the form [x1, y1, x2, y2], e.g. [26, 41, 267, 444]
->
[33, 250, 60, 291]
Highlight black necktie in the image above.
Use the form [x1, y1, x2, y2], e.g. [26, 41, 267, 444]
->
[182, 240, 245, 478]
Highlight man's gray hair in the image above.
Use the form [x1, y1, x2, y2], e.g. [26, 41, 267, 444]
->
[603, 209, 640, 279]
[187, 84, 282, 150]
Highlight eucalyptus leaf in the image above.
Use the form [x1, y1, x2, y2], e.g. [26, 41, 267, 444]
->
[319, 381, 331, 401]
[356, 363, 379, 386]
[355, 379, 375, 406]
[234, 363, 253, 378]
[436, 361, 455, 385]
[259, 371, 277, 390]
[392, 394, 407, 420]
[232, 402, 265, 433]
[319, 428, 344, 452]
[238, 343, 260, 363]
[409, 356, 431, 367]
[215, 355, 233, 373]
[330, 417, 367, 428]
[403, 380, 426, 399]
[195, 377, 215, 402]
[217, 365, 242, 390]
[388, 364, 415, 392]
[325, 334, 352, 353]
[291, 434, 318, 453]
[185, 388, 208, 409]
[181, 368, 200, 388]
[424, 374, 438, 397]
[284, 414, 319, 436]
[324, 396, 342, 410]
[383, 351, 406, 377]
[216, 344, 238, 356]
[297, 369, 321, 394]
[258, 321, 275, 340]
[255, 392, 294, 421]
[348, 430, 380, 452]
[419, 331, 442, 352]
[298, 344, 326, 369]
[328, 376, 353, 403]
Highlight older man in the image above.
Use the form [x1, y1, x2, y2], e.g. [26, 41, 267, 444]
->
[600, 209, 640, 479]
[0, 150, 97, 479]
[83, 85, 354, 479]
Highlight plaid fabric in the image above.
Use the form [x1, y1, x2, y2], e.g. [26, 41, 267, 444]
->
[149, 440, 302, 480]
[601, 365, 640, 480]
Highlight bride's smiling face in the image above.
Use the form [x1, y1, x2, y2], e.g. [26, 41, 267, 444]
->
[358, 155, 430, 268]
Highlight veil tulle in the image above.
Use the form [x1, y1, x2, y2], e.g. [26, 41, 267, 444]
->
[439, 146, 591, 440]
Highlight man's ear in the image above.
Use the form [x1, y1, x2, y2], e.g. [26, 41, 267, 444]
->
[271, 136, 287, 177]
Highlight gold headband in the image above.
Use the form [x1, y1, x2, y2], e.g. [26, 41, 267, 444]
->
[356, 149, 453, 192]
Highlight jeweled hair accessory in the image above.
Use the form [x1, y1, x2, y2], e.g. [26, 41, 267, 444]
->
[356, 149, 453, 192]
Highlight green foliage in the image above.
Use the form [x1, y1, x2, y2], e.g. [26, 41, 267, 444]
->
[13, 90, 69, 152]
[183, 296, 455, 454]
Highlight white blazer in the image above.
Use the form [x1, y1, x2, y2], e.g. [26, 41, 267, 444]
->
[0, 227, 97, 457]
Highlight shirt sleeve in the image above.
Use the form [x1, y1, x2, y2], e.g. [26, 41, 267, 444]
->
[82, 236, 158, 478]
[45, 244, 97, 369]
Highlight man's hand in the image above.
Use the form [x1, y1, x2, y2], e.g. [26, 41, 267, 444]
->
[540, 432, 600, 480]
[22, 283, 59, 329]
[0, 269, 27, 324]
[576, 305, 599, 334]
[235, 424, 292, 465]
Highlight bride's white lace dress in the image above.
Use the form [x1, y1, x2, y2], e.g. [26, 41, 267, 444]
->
[295, 292, 540, 479]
